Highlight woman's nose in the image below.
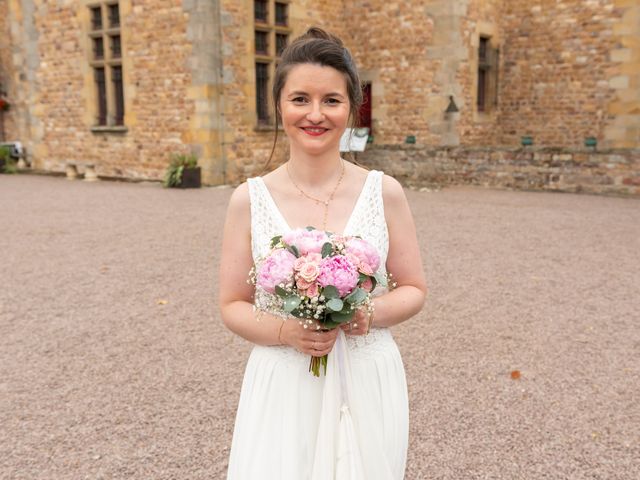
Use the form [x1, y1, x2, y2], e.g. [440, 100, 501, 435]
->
[306, 103, 325, 123]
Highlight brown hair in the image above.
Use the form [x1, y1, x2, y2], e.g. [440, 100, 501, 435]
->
[261, 27, 363, 173]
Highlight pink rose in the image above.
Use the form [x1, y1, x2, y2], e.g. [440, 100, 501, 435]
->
[306, 283, 319, 298]
[299, 262, 320, 282]
[359, 262, 374, 276]
[345, 238, 380, 273]
[294, 257, 307, 271]
[317, 255, 359, 297]
[256, 249, 296, 293]
[361, 277, 374, 293]
[295, 275, 312, 290]
[282, 228, 329, 255]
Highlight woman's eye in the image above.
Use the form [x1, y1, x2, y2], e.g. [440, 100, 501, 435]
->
[325, 98, 340, 105]
[291, 97, 307, 103]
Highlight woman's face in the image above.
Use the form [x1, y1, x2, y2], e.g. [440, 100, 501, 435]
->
[279, 63, 350, 157]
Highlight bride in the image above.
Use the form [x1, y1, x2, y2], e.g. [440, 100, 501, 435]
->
[219, 27, 427, 479]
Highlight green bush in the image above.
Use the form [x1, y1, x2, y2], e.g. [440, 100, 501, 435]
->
[0, 146, 16, 174]
[163, 153, 198, 187]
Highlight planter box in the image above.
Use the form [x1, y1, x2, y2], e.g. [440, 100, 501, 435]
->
[179, 166, 201, 188]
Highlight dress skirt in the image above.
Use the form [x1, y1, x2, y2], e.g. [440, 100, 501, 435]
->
[227, 327, 409, 480]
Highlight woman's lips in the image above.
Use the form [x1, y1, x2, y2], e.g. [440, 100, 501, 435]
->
[300, 127, 329, 136]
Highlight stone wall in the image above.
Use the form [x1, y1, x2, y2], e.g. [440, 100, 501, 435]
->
[2, 0, 637, 191]
[497, 0, 630, 149]
[360, 145, 640, 196]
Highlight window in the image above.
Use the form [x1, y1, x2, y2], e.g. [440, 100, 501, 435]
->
[254, 0, 291, 125]
[276, 33, 288, 57]
[275, 2, 288, 26]
[477, 36, 499, 113]
[358, 83, 372, 135]
[254, 0, 268, 23]
[89, 2, 125, 127]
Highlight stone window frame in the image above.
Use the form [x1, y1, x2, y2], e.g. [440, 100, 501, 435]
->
[87, 1, 126, 132]
[254, 0, 292, 128]
[476, 34, 499, 115]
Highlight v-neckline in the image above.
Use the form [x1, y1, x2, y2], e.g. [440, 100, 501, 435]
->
[258, 170, 374, 236]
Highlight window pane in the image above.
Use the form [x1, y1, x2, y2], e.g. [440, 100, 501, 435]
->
[255, 30, 268, 55]
[112, 66, 125, 125]
[479, 37, 488, 64]
[255, 63, 269, 123]
[254, 0, 268, 22]
[93, 37, 104, 59]
[275, 2, 288, 26]
[276, 34, 288, 57]
[91, 7, 102, 30]
[111, 35, 121, 58]
[108, 3, 120, 28]
[358, 83, 372, 132]
[95, 67, 107, 125]
[477, 68, 486, 112]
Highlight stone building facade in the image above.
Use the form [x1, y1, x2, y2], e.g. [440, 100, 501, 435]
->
[1, 0, 638, 194]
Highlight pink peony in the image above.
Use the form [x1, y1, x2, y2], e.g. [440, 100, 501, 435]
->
[282, 228, 330, 255]
[317, 255, 359, 297]
[256, 249, 296, 293]
[344, 237, 381, 273]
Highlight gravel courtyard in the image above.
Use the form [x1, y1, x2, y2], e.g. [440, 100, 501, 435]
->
[1, 173, 638, 479]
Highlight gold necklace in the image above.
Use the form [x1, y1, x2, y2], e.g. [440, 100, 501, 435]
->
[286, 159, 345, 230]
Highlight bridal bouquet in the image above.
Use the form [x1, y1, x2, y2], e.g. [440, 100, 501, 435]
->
[251, 227, 385, 376]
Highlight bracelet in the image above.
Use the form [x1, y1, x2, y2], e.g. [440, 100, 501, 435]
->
[277, 320, 286, 345]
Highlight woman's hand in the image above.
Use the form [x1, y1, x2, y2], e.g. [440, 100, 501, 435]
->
[281, 320, 339, 357]
[340, 307, 370, 336]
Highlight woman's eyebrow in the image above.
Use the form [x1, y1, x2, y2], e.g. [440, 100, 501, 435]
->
[287, 90, 346, 98]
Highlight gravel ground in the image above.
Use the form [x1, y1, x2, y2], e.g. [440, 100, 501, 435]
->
[1, 173, 638, 480]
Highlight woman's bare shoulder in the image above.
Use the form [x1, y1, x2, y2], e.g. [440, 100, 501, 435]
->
[227, 181, 250, 215]
[381, 173, 406, 207]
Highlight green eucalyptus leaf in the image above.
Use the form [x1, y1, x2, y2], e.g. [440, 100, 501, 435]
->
[321, 242, 333, 258]
[270, 235, 282, 248]
[374, 272, 387, 287]
[275, 285, 288, 298]
[322, 285, 340, 299]
[322, 319, 343, 329]
[327, 298, 343, 312]
[345, 288, 366, 304]
[288, 244, 300, 258]
[330, 310, 355, 324]
[283, 295, 302, 313]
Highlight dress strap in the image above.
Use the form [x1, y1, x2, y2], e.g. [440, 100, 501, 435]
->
[247, 177, 286, 262]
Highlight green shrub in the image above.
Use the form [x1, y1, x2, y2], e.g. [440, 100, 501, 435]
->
[163, 153, 198, 187]
[0, 146, 16, 174]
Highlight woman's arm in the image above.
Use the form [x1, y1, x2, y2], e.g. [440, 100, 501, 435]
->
[218, 183, 338, 355]
[372, 175, 427, 328]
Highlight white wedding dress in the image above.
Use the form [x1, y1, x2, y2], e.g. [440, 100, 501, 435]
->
[227, 170, 409, 480]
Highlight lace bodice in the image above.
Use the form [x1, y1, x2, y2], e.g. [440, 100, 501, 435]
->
[247, 169, 391, 352]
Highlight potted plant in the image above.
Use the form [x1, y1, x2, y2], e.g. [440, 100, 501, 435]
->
[163, 153, 201, 188]
[0, 145, 16, 174]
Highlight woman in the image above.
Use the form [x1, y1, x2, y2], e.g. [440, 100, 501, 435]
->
[219, 27, 427, 479]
